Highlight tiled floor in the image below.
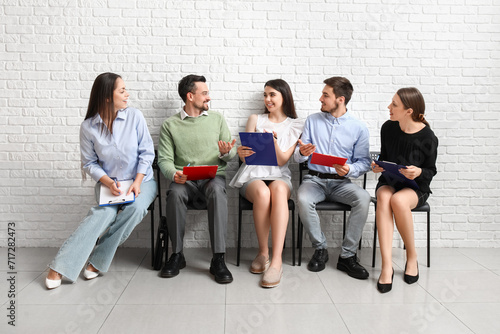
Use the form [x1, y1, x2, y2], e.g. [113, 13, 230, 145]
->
[2, 247, 500, 333]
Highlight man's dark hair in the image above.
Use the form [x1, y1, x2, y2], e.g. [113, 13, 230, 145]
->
[323, 76, 354, 105]
[178, 74, 206, 103]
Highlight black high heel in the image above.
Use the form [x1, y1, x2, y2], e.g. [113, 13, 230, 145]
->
[404, 261, 419, 284]
[377, 268, 394, 293]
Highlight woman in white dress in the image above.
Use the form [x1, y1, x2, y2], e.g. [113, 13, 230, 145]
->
[230, 79, 304, 288]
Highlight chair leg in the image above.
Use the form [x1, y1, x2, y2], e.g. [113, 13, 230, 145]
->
[372, 216, 377, 268]
[427, 210, 430, 267]
[153, 229, 163, 270]
[342, 211, 346, 238]
[165, 227, 169, 263]
[150, 206, 155, 267]
[291, 208, 295, 266]
[298, 218, 303, 266]
[237, 208, 242, 266]
[153, 216, 167, 271]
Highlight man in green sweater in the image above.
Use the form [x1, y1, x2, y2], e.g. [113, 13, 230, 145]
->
[158, 74, 237, 284]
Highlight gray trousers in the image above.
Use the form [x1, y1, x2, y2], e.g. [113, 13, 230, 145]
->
[166, 176, 228, 254]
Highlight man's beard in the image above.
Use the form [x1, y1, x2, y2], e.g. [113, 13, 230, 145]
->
[195, 101, 209, 111]
[321, 102, 338, 114]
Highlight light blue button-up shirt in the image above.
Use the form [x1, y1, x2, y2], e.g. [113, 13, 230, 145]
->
[80, 107, 154, 183]
[294, 111, 371, 179]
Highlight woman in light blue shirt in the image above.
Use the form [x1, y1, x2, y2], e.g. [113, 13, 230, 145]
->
[45, 72, 157, 289]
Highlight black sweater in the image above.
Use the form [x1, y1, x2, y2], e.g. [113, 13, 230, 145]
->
[376, 120, 438, 194]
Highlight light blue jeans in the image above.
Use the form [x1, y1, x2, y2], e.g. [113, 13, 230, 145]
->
[297, 175, 370, 258]
[50, 178, 157, 282]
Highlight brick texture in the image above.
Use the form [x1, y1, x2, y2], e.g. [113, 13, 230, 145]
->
[1, 1, 499, 248]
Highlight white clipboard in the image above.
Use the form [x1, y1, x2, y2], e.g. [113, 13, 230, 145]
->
[99, 179, 135, 206]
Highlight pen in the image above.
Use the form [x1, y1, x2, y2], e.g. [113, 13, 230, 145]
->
[112, 178, 122, 194]
[187, 163, 191, 167]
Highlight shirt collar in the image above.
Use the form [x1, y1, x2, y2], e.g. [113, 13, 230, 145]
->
[324, 109, 350, 125]
[90, 108, 128, 126]
[180, 108, 209, 120]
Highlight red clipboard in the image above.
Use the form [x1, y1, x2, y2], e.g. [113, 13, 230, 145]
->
[183, 165, 218, 181]
[310, 153, 347, 167]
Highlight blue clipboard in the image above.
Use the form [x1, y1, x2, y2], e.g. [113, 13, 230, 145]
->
[239, 132, 278, 166]
[375, 160, 419, 190]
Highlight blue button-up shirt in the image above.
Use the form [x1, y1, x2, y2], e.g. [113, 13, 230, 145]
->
[80, 107, 155, 183]
[294, 111, 371, 179]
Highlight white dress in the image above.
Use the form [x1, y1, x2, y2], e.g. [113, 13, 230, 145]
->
[229, 114, 304, 188]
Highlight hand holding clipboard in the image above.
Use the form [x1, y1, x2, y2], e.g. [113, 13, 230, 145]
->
[373, 160, 420, 190]
[310, 152, 348, 167]
[183, 165, 218, 181]
[310, 152, 350, 177]
[238, 132, 278, 166]
[99, 179, 135, 206]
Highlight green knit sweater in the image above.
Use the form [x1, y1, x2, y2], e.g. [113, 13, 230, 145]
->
[158, 110, 236, 180]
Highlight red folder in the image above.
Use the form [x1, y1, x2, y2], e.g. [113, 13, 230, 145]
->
[183, 165, 218, 181]
[310, 153, 347, 167]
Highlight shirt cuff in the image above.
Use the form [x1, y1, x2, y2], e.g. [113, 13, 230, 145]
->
[92, 170, 107, 183]
[218, 152, 229, 159]
[136, 162, 149, 176]
[345, 164, 353, 178]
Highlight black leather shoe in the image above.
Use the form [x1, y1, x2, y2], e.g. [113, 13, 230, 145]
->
[377, 268, 394, 293]
[336, 255, 369, 279]
[210, 253, 233, 284]
[160, 252, 186, 278]
[404, 261, 419, 284]
[307, 248, 329, 272]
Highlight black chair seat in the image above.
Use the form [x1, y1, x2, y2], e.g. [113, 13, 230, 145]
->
[315, 202, 351, 211]
[411, 202, 430, 212]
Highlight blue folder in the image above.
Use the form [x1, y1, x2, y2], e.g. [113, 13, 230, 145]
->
[375, 160, 419, 190]
[239, 132, 278, 166]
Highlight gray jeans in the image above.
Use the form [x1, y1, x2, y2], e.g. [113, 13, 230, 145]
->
[297, 175, 371, 258]
[166, 176, 228, 254]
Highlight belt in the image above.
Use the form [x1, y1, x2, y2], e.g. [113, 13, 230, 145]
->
[309, 170, 346, 180]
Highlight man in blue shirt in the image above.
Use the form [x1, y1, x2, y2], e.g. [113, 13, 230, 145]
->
[294, 76, 371, 279]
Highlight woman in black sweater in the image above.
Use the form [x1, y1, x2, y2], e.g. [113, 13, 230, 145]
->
[372, 87, 438, 293]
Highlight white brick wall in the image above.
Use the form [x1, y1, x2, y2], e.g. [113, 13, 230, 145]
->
[1, 0, 499, 248]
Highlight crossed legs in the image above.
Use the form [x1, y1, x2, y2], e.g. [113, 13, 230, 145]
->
[376, 185, 419, 284]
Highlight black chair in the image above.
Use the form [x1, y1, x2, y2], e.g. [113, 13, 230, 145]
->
[149, 151, 168, 269]
[297, 162, 367, 266]
[369, 151, 431, 268]
[236, 161, 296, 267]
